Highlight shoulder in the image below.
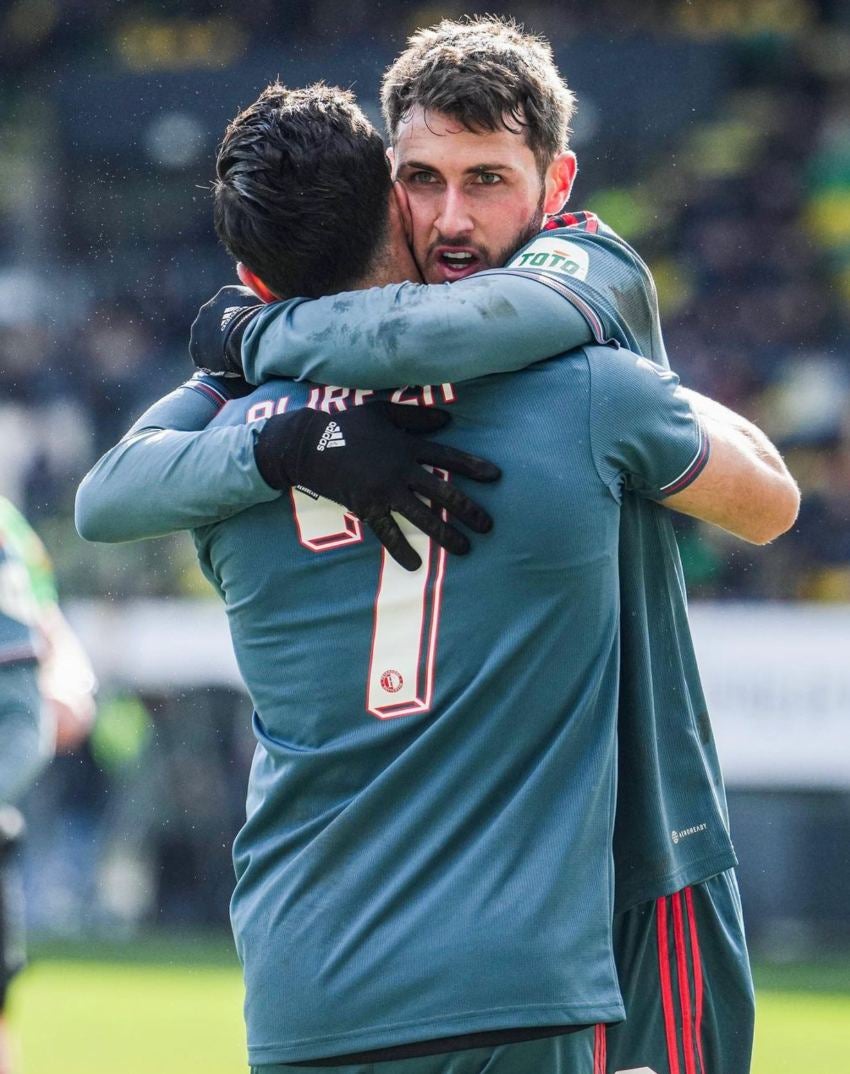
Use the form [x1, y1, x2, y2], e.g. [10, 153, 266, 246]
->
[585, 345, 679, 397]
[508, 212, 655, 298]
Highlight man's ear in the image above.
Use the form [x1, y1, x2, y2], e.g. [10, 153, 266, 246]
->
[386, 145, 397, 178]
[236, 262, 278, 304]
[542, 151, 577, 215]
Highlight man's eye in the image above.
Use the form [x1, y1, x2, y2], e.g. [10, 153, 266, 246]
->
[408, 171, 437, 184]
[476, 172, 502, 185]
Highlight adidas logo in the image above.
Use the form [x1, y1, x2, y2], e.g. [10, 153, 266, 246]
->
[316, 421, 346, 452]
[220, 306, 243, 331]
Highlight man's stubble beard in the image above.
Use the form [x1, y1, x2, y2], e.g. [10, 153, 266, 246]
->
[491, 189, 547, 272]
[415, 186, 547, 281]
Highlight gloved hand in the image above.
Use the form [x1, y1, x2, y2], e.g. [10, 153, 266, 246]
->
[254, 401, 500, 570]
[190, 286, 261, 376]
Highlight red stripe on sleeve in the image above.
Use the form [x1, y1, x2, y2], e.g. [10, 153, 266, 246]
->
[684, 886, 706, 1074]
[189, 381, 229, 410]
[656, 896, 682, 1074]
[672, 892, 697, 1074]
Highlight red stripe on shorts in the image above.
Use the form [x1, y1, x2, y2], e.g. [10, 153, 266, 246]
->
[684, 886, 706, 1074]
[593, 1023, 607, 1074]
[656, 896, 681, 1074]
[672, 892, 697, 1074]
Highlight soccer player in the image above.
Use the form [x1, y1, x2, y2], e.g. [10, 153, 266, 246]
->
[179, 20, 799, 1073]
[0, 497, 96, 1074]
[76, 82, 797, 1072]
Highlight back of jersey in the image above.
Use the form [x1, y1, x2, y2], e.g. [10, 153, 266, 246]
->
[198, 354, 626, 1063]
[195, 340, 707, 1065]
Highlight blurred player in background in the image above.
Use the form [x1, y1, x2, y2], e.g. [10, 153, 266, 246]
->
[0, 497, 96, 1074]
[77, 62, 796, 1074]
[173, 18, 796, 1073]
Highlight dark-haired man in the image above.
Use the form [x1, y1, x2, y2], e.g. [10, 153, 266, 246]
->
[77, 78, 796, 1074]
[191, 20, 783, 1074]
[171, 21, 783, 1072]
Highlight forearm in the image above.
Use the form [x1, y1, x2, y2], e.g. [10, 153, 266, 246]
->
[242, 271, 593, 388]
[76, 424, 278, 543]
[0, 663, 47, 804]
[666, 389, 800, 544]
[681, 389, 792, 480]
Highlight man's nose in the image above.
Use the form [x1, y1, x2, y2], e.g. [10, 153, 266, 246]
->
[435, 186, 474, 236]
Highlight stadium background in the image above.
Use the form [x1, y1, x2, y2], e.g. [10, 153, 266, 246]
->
[1, 0, 849, 1070]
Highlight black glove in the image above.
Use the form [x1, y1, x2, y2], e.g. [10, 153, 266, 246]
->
[254, 401, 500, 570]
[190, 286, 261, 376]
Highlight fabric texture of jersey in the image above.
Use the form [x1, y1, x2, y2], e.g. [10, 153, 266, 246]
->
[502, 214, 739, 910]
[191, 346, 703, 1064]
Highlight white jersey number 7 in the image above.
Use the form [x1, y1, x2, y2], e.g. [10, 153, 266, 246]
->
[290, 486, 447, 719]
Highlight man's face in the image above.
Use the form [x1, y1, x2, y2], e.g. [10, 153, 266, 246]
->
[391, 107, 575, 284]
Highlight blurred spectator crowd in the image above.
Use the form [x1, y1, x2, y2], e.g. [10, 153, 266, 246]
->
[1, 0, 849, 601]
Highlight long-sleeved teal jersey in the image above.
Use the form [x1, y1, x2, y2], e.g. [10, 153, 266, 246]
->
[78, 342, 708, 1064]
[235, 212, 738, 912]
[77, 212, 736, 915]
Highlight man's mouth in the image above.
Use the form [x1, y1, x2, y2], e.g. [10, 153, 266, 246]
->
[431, 247, 482, 281]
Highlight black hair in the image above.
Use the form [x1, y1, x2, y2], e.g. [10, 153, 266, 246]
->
[214, 83, 391, 298]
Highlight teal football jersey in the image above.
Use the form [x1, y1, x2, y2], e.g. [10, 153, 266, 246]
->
[240, 212, 738, 911]
[0, 537, 40, 667]
[504, 214, 736, 909]
[192, 346, 705, 1063]
[0, 507, 46, 804]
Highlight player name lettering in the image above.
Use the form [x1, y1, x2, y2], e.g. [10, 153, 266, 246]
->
[246, 383, 457, 425]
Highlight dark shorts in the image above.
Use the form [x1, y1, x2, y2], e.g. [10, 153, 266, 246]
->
[603, 869, 755, 1074]
[0, 810, 27, 1010]
[252, 1025, 604, 1073]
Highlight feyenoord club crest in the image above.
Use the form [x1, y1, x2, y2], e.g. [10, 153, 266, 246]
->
[380, 669, 404, 694]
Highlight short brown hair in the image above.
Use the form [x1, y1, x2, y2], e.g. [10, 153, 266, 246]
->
[381, 16, 576, 172]
[213, 83, 392, 299]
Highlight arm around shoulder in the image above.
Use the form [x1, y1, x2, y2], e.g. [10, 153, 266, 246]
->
[662, 390, 800, 545]
[75, 378, 278, 544]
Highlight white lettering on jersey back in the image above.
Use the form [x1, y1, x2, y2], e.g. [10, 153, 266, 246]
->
[390, 384, 456, 406]
[247, 396, 289, 423]
[615, 1068, 660, 1073]
[245, 385, 455, 427]
[509, 235, 590, 280]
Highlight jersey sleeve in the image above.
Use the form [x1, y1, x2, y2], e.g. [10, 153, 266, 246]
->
[504, 218, 667, 363]
[240, 272, 592, 388]
[75, 374, 278, 544]
[587, 347, 710, 502]
[0, 497, 57, 608]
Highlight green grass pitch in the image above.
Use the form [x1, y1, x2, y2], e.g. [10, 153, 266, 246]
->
[8, 941, 850, 1073]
